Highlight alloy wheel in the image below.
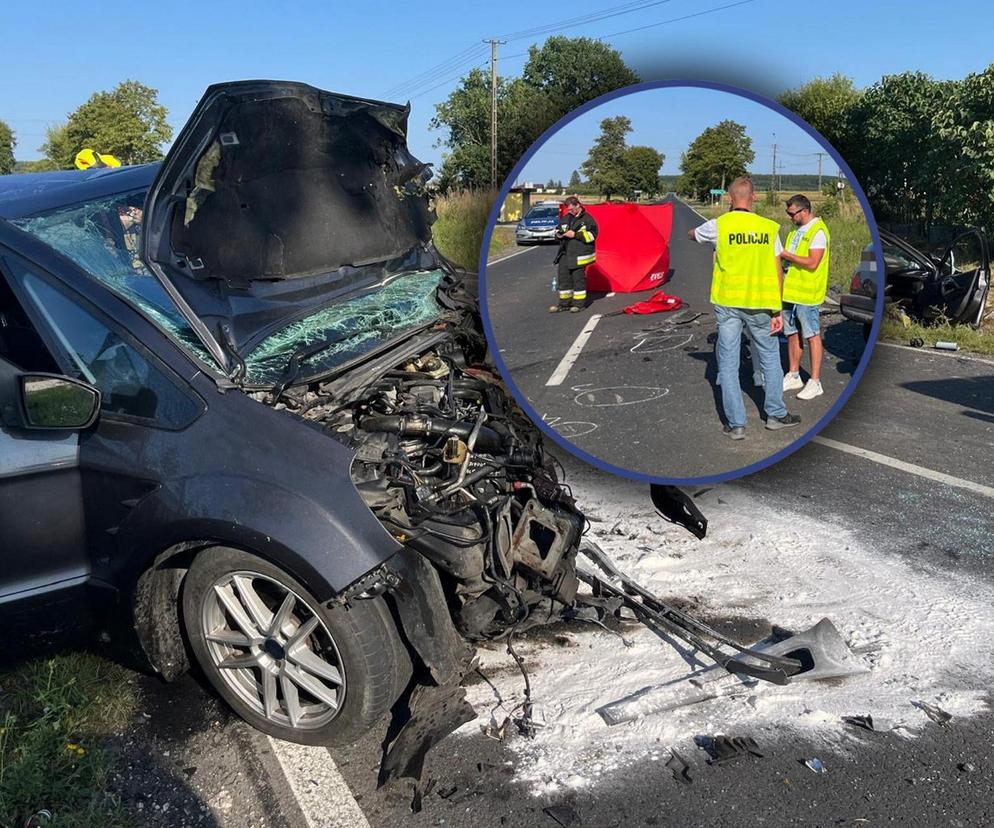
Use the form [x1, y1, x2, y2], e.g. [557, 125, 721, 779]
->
[200, 571, 346, 729]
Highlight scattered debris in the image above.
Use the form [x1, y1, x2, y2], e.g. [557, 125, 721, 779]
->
[910, 337, 925, 348]
[913, 700, 953, 725]
[842, 714, 892, 733]
[934, 341, 960, 351]
[437, 783, 459, 799]
[804, 758, 826, 774]
[543, 803, 581, 827]
[411, 777, 435, 813]
[665, 749, 693, 784]
[23, 811, 53, 828]
[695, 735, 764, 765]
[958, 762, 976, 774]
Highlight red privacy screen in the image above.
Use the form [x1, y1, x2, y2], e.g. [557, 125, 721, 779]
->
[581, 202, 674, 293]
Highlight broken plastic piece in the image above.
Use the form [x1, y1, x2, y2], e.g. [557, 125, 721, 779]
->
[665, 749, 693, 784]
[543, 804, 581, 827]
[695, 735, 764, 765]
[804, 757, 826, 774]
[842, 714, 891, 733]
[913, 700, 952, 725]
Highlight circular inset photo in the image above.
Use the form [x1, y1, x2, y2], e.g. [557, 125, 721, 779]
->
[481, 81, 882, 483]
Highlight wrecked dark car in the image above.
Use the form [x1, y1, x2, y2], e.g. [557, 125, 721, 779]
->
[1, 82, 833, 783]
[842, 227, 990, 337]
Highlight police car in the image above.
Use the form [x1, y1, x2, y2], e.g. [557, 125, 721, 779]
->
[515, 201, 562, 245]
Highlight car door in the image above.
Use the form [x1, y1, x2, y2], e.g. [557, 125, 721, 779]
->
[1, 249, 207, 596]
[916, 228, 991, 327]
[0, 269, 93, 649]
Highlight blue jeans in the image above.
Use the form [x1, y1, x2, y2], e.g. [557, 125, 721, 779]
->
[713, 304, 787, 428]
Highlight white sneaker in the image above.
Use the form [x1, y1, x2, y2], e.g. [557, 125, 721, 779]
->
[783, 372, 803, 391]
[797, 379, 824, 400]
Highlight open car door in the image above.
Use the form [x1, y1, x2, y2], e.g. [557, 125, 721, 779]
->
[916, 228, 991, 327]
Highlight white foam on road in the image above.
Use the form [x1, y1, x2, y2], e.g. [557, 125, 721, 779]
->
[458, 467, 994, 795]
[546, 314, 602, 386]
[268, 737, 369, 827]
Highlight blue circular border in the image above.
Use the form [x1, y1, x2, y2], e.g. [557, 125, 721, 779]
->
[477, 79, 886, 486]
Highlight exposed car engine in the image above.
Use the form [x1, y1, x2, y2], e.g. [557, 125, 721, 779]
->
[282, 334, 585, 641]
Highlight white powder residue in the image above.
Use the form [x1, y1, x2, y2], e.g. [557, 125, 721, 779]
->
[455, 467, 994, 795]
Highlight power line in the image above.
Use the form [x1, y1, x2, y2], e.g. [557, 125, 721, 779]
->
[598, 0, 755, 39]
[382, 43, 488, 98]
[498, 0, 679, 43]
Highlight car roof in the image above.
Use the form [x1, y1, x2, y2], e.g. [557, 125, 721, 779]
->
[0, 163, 159, 220]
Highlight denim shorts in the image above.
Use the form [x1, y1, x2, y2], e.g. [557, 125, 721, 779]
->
[782, 302, 821, 338]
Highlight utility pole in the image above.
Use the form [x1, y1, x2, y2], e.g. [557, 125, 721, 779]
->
[815, 152, 825, 192]
[484, 38, 506, 188]
[770, 133, 777, 197]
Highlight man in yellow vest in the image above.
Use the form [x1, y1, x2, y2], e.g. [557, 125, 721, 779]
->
[779, 195, 830, 400]
[688, 177, 800, 439]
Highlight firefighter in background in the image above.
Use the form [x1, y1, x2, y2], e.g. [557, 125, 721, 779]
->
[551, 196, 598, 313]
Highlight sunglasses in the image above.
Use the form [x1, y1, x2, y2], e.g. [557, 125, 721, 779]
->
[786, 208, 805, 218]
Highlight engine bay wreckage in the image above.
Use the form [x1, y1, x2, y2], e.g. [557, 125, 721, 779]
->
[139, 81, 865, 794]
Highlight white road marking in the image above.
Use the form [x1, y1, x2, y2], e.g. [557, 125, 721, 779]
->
[876, 340, 994, 367]
[674, 196, 709, 220]
[811, 436, 994, 500]
[488, 244, 542, 265]
[268, 737, 369, 828]
[546, 314, 602, 386]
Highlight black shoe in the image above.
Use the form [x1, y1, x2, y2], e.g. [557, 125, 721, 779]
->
[765, 413, 801, 430]
[723, 425, 746, 440]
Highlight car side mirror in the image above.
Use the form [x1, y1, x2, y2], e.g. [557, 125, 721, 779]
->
[20, 374, 100, 430]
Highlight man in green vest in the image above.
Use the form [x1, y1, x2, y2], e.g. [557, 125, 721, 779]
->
[688, 177, 801, 439]
[779, 195, 830, 400]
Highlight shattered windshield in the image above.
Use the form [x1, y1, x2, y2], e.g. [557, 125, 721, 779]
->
[243, 269, 444, 386]
[12, 192, 217, 368]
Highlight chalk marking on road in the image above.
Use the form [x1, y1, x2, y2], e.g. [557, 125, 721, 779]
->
[571, 384, 670, 407]
[811, 436, 994, 500]
[876, 341, 994, 367]
[542, 413, 599, 438]
[488, 245, 542, 265]
[267, 737, 369, 828]
[546, 313, 602, 386]
[631, 332, 694, 353]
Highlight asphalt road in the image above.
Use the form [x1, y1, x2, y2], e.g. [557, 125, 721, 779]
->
[484, 197, 867, 480]
[321, 341, 994, 827]
[119, 341, 994, 827]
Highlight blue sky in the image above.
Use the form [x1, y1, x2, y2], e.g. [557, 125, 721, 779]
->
[2, 0, 993, 175]
[517, 85, 837, 183]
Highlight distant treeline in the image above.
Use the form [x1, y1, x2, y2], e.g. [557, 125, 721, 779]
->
[564, 173, 828, 197]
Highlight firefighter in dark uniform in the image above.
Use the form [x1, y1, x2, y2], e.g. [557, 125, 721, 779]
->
[551, 196, 598, 313]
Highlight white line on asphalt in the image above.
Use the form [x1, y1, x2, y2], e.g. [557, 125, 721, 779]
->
[674, 196, 709, 221]
[547, 314, 602, 386]
[811, 436, 994, 500]
[488, 245, 541, 265]
[268, 737, 369, 828]
[876, 340, 994, 367]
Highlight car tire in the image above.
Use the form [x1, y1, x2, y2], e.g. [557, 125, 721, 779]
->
[181, 546, 410, 746]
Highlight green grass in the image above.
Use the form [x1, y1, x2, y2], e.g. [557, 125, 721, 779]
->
[879, 315, 994, 357]
[694, 198, 871, 294]
[0, 653, 140, 827]
[432, 189, 500, 271]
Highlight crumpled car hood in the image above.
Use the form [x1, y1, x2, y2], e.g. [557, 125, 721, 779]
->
[141, 80, 436, 361]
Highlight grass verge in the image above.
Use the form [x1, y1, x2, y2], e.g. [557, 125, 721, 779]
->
[879, 316, 994, 357]
[0, 653, 140, 827]
[432, 189, 501, 271]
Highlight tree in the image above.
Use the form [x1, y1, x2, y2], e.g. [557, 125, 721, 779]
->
[40, 80, 172, 169]
[432, 37, 639, 189]
[931, 64, 994, 231]
[778, 74, 862, 156]
[522, 36, 639, 117]
[0, 120, 14, 175]
[569, 169, 581, 187]
[623, 146, 664, 197]
[845, 72, 951, 226]
[679, 120, 755, 200]
[581, 116, 632, 199]
[38, 123, 75, 170]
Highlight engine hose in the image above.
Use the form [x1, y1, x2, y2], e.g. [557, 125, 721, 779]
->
[358, 414, 505, 454]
